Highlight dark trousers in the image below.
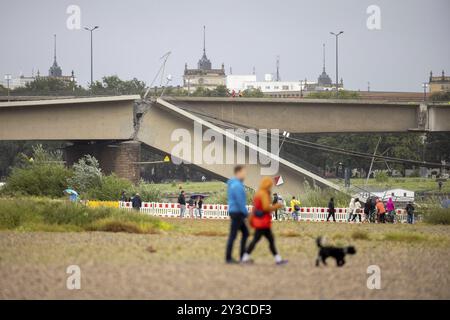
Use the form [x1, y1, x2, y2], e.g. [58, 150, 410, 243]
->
[351, 214, 362, 222]
[246, 228, 278, 256]
[326, 211, 336, 221]
[225, 213, 249, 262]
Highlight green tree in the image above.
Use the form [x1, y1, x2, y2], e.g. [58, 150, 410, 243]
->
[89, 75, 146, 96]
[2, 146, 72, 197]
[242, 88, 264, 97]
[11, 77, 85, 96]
[307, 90, 360, 99]
[67, 155, 102, 193]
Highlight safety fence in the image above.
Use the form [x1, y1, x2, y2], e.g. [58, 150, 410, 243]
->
[115, 201, 410, 223]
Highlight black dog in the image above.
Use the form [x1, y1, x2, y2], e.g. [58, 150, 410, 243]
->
[315, 237, 356, 267]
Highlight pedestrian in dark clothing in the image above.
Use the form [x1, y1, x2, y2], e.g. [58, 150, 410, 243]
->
[225, 165, 249, 264]
[120, 190, 128, 202]
[326, 197, 336, 222]
[178, 190, 186, 218]
[131, 193, 142, 211]
[364, 198, 371, 222]
[197, 197, 203, 218]
[272, 193, 279, 220]
[406, 202, 415, 224]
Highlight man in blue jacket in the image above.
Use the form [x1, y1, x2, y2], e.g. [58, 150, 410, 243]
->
[225, 165, 249, 263]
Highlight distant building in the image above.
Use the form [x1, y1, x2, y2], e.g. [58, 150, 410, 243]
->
[429, 70, 450, 93]
[231, 44, 342, 98]
[183, 27, 226, 93]
[226, 75, 257, 92]
[1, 35, 75, 90]
[40, 34, 75, 84]
[1, 74, 35, 90]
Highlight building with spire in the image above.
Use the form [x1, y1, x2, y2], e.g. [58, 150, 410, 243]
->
[1, 35, 76, 90]
[40, 34, 75, 84]
[317, 43, 332, 87]
[429, 70, 450, 93]
[183, 26, 226, 93]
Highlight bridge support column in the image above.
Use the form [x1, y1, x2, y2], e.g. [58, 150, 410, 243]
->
[65, 141, 141, 183]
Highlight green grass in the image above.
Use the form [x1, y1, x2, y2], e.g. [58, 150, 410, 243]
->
[150, 181, 226, 194]
[422, 207, 450, 225]
[0, 198, 170, 234]
[344, 177, 450, 193]
[383, 231, 428, 242]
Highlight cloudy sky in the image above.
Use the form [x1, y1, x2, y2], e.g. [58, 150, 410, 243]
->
[1, 0, 449, 91]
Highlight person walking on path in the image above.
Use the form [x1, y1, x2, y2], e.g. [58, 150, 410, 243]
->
[406, 202, 415, 224]
[272, 193, 279, 220]
[178, 190, 186, 218]
[225, 165, 249, 264]
[242, 177, 288, 265]
[290, 196, 301, 221]
[364, 198, 371, 222]
[376, 198, 386, 223]
[188, 197, 195, 218]
[326, 197, 336, 222]
[386, 197, 396, 223]
[131, 193, 142, 211]
[197, 196, 203, 219]
[347, 198, 356, 222]
[351, 198, 362, 222]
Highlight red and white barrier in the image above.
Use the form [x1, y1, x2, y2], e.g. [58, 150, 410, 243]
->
[118, 201, 411, 223]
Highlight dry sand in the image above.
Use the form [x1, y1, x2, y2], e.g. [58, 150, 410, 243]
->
[0, 219, 449, 299]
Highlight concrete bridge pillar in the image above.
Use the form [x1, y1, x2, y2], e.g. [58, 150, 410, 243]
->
[65, 141, 141, 183]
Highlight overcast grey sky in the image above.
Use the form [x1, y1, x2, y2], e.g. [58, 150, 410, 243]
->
[1, 0, 449, 91]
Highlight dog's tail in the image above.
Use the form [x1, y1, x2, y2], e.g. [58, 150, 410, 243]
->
[316, 236, 323, 248]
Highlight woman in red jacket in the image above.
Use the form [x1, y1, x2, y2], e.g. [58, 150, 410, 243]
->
[241, 177, 288, 265]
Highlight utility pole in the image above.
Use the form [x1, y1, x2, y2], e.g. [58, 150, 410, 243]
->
[422, 82, 429, 101]
[276, 56, 280, 81]
[84, 26, 99, 86]
[366, 137, 382, 186]
[4, 74, 11, 101]
[330, 31, 344, 97]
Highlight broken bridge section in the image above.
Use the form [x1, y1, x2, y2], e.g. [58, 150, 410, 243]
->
[136, 98, 342, 196]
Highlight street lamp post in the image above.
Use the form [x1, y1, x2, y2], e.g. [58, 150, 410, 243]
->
[330, 31, 344, 97]
[4, 74, 12, 101]
[422, 82, 429, 101]
[84, 26, 99, 87]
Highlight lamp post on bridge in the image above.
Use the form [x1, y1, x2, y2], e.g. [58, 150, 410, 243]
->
[4, 74, 12, 101]
[422, 82, 429, 101]
[84, 26, 99, 87]
[330, 31, 344, 98]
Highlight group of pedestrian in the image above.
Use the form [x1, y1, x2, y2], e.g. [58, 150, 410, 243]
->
[178, 190, 203, 218]
[226, 165, 288, 265]
[342, 196, 415, 224]
[120, 191, 142, 211]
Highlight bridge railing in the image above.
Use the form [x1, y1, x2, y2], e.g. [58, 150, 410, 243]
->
[116, 201, 411, 223]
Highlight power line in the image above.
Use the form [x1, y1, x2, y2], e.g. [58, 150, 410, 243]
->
[172, 102, 449, 168]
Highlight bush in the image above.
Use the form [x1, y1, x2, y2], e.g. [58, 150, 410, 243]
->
[375, 171, 389, 183]
[86, 174, 133, 201]
[0, 198, 170, 233]
[132, 182, 162, 202]
[2, 164, 72, 197]
[67, 155, 102, 193]
[422, 207, 450, 225]
[298, 181, 350, 207]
